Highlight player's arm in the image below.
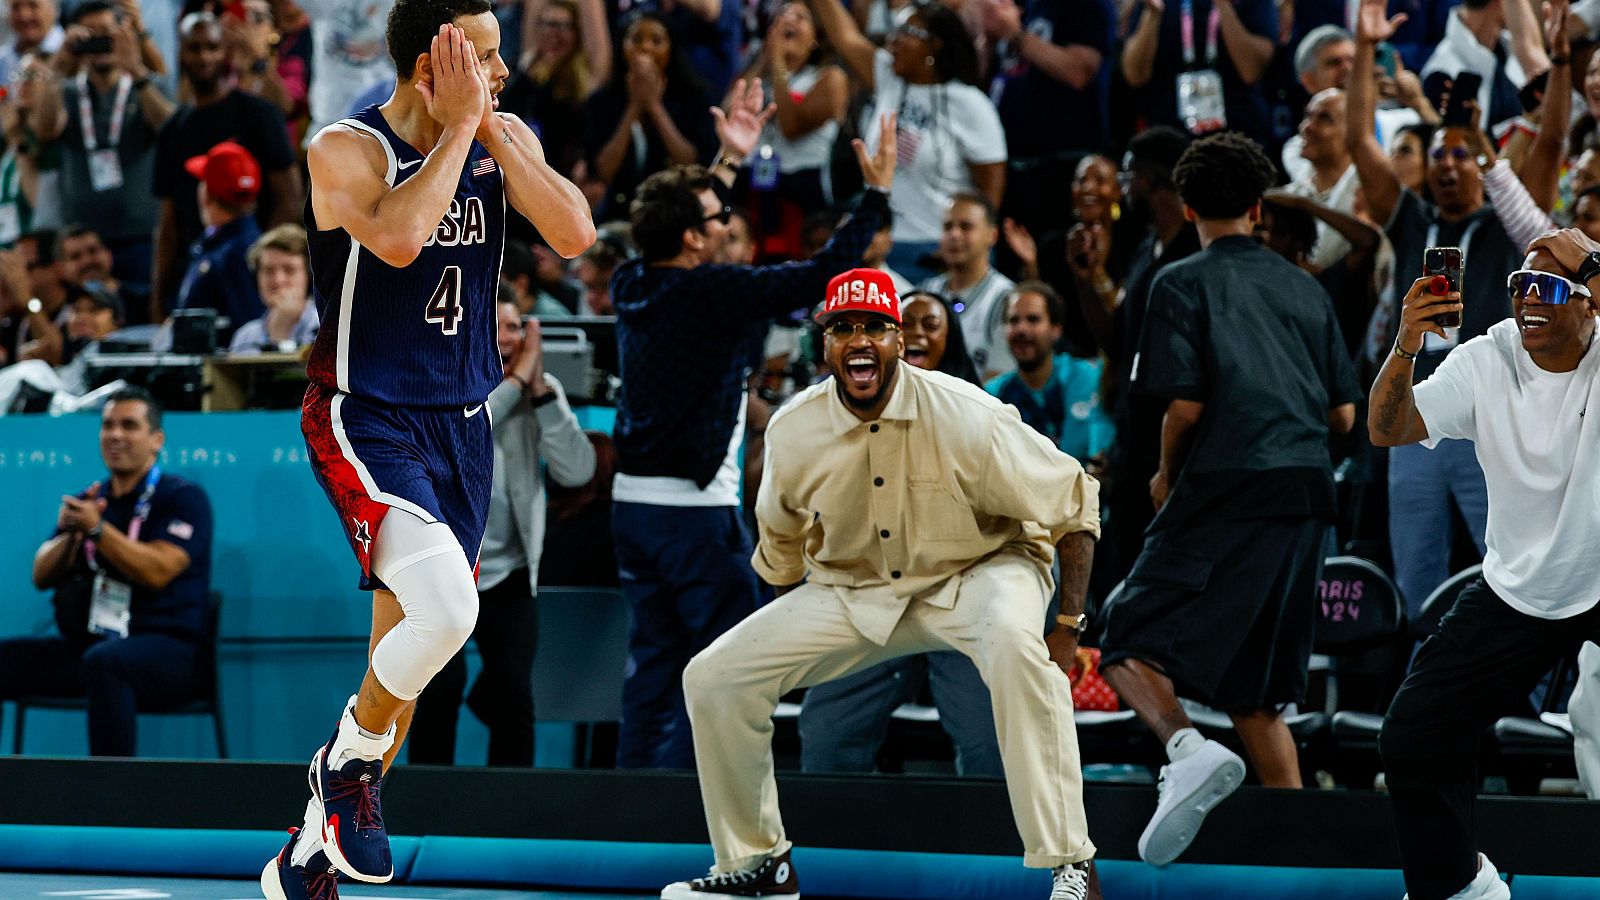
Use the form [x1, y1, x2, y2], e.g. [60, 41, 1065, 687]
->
[480, 112, 596, 259]
[308, 26, 486, 268]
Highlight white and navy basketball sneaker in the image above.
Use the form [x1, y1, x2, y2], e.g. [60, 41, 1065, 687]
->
[660, 849, 800, 898]
[260, 827, 340, 900]
[310, 714, 393, 884]
[1138, 738, 1246, 866]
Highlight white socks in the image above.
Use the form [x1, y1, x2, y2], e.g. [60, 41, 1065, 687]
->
[328, 696, 395, 771]
[1166, 727, 1205, 764]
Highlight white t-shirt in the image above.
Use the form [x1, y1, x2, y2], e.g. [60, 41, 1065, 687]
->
[919, 267, 1016, 377]
[861, 49, 1007, 244]
[1415, 319, 1600, 619]
[299, 0, 397, 138]
[757, 65, 839, 174]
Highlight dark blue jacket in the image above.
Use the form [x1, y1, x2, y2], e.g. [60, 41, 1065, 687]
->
[613, 189, 888, 488]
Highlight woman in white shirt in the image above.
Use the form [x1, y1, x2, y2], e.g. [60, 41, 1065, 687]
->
[733, 1, 847, 259]
[810, 0, 1006, 281]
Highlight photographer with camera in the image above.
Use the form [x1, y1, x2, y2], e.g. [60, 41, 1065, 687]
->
[1371, 228, 1600, 900]
[408, 303, 595, 767]
[32, 0, 171, 295]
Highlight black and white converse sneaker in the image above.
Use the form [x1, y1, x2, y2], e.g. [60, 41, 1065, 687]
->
[660, 849, 800, 899]
[1049, 861, 1101, 900]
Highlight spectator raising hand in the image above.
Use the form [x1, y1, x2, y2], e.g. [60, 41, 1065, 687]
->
[709, 76, 777, 185]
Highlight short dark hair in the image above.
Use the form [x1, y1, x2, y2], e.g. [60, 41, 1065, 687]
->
[630, 165, 716, 264]
[104, 386, 163, 432]
[497, 277, 520, 307]
[502, 238, 538, 283]
[1262, 198, 1318, 255]
[387, 0, 494, 80]
[56, 223, 103, 259]
[1174, 131, 1277, 220]
[71, 0, 118, 24]
[1126, 125, 1192, 188]
[1011, 280, 1064, 326]
[947, 191, 996, 226]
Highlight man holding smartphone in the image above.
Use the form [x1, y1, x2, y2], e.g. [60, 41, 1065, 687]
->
[1369, 227, 1600, 900]
[1350, 0, 1526, 618]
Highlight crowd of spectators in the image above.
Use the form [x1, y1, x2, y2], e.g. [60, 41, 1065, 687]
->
[2, 0, 1600, 778]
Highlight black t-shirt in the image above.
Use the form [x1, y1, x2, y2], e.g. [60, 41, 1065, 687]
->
[153, 92, 296, 256]
[1384, 190, 1520, 381]
[1133, 235, 1362, 531]
[584, 80, 717, 222]
[51, 471, 214, 641]
[1036, 217, 1141, 358]
[989, 0, 1113, 158]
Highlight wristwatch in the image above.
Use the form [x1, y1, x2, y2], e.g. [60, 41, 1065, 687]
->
[85, 522, 103, 541]
[1575, 250, 1600, 290]
[26, 297, 41, 315]
[1056, 612, 1088, 637]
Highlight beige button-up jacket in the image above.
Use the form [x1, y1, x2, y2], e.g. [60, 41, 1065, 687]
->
[753, 364, 1101, 644]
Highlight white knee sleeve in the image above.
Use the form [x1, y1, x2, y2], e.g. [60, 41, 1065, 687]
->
[368, 509, 480, 701]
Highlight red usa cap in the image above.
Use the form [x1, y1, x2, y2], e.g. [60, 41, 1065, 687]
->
[184, 140, 261, 206]
[817, 268, 901, 324]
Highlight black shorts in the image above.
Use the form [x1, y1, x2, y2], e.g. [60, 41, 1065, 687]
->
[1099, 516, 1328, 713]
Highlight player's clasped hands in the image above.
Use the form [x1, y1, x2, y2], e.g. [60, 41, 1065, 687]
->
[417, 24, 487, 131]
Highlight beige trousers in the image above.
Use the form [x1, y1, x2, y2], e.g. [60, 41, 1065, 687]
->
[682, 552, 1094, 872]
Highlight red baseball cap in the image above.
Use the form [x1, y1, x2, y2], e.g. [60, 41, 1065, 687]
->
[817, 268, 901, 324]
[184, 141, 261, 206]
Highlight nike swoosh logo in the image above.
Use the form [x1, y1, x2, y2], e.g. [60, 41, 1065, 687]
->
[463, 403, 484, 418]
[397, 159, 421, 169]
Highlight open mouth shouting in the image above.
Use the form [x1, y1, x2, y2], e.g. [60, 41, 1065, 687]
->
[903, 342, 930, 368]
[844, 349, 880, 391]
[1519, 309, 1552, 332]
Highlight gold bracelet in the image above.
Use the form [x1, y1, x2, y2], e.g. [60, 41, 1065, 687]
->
[1393, 340, 1418, 361]
[716, 155, 742, 171]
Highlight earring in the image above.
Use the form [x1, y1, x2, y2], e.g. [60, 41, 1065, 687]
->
[925, 55, 935, 67]
[1110, 201, 1121, 222]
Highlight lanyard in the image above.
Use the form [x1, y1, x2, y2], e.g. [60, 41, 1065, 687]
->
[84, 464, 160, 572]
[75, 73, 132, 152]
[1180, 0, 1221, 68]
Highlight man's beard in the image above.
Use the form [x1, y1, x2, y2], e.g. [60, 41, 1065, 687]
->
[835, 357, 898, 410]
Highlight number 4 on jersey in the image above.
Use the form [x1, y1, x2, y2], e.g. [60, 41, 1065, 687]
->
[425, 265, 464, 335]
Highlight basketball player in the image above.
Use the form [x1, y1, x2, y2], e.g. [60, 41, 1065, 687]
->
[260, 0, 593, 896]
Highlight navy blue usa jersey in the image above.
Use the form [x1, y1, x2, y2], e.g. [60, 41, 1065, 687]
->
[306, 105, 504, 408]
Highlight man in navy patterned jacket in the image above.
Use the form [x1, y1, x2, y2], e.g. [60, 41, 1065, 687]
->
[609, 81, 898, 769]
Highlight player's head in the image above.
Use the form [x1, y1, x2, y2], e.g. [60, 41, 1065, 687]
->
[817, 268, 903, 415]
[1174, 131, 1276, 225]
[630, 165, 728, 266]
[100, 387, 164, 476]
[1514, 246, 1599, 357]
[387, 0, 506, 96]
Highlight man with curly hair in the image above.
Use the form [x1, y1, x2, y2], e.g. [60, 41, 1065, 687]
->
[1097, 131, 1362, 866]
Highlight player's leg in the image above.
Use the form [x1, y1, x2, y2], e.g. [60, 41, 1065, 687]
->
[310, 509, 479, 883]
[661, 583, 920, 898]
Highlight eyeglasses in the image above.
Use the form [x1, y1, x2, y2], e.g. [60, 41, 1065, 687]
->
[1428, 146, 1486, 166]
[703, 205, 733, 226]
[891, 23, 931, 41]
[824, 319, 900, 340]
[1506, 269, 1591, 304]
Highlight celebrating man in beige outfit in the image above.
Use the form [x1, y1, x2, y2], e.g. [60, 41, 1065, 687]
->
[660, 268, 1102, 900]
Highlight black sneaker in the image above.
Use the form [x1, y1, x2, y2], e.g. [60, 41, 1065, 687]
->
[660, 849, 799, 898]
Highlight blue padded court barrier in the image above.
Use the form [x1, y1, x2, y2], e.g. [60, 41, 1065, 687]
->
[0, 825, 1561, 900]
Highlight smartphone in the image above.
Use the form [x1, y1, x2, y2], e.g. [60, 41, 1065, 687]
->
[71, 34, 113, 55]
[1423, 247, 1463, 328]
[1375, 43, 1398, 80]
[1518, 69, 1550, 114]
[1441, 71, 1483, 127]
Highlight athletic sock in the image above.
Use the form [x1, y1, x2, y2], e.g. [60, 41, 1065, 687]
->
[328, 695, 394, 770]
[289, 798, 324, 868]
[1166, 727, 1205, 764]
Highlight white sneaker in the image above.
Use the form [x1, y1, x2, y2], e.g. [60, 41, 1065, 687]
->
[1137, 739, 1246, 866]
[1403, 853, 1511, 900]
[1049, 863, 1091, 900]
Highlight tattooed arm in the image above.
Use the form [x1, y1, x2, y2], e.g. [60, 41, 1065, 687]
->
[1368, 275, 1458, 446]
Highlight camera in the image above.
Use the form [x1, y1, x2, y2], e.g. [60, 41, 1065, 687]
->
[72, 35, 113, 55]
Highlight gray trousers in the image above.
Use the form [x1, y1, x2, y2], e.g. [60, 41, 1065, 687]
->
[797, 651, 1002, 776]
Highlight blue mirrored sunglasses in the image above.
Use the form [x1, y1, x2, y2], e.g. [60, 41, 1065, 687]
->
[1506, 269, 1591, 305]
